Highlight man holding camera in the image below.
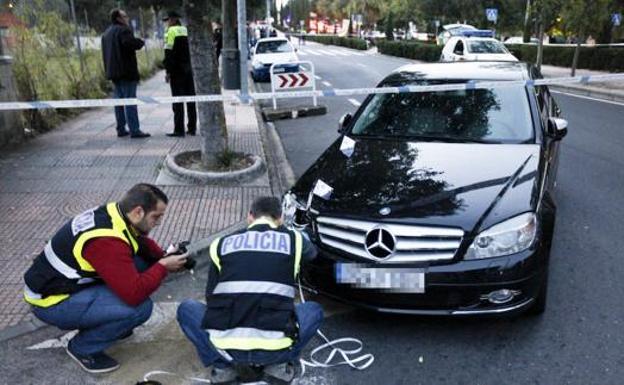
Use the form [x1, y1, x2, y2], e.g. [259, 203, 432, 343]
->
[177, 197, 323, 384]
[23, 184, 188, 373]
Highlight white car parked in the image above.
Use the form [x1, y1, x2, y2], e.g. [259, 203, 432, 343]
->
[250, 37, 299, 82]
[440, 36, 518, 62]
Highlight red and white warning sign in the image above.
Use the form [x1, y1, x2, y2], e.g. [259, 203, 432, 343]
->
[270, 61, 317, 110]
[275, 73, 310, 89]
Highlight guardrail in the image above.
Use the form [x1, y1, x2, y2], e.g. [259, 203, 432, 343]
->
[0, 73, 623, 111]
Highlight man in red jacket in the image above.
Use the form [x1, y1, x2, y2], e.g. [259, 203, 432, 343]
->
[24, 183, 188, 373]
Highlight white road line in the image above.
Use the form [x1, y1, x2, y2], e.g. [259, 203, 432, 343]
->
[356, 63, 367, 68]
[314, 75, 322, 80]
[304, 49, 322, 56]
[348, 98, 362, 107]
[551, 90, 624, 107]
[322, 81, 332, 87]
[317, 49, 337, 56]
[331, 50, 349, 56]
[298, 51, 308, 56]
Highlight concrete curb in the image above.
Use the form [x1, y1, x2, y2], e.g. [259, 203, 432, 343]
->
[262, 104, 328, 122]
[164, 150, 266, 185]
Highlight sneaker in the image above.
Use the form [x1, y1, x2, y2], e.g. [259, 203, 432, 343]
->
[66, 341, 120, 373]
[210, 366, 238, 384]
[117, 131, 130, 138]
[130, 132, 151, 139]
[166, 132, 185, 137]
[263, 362, 296, 384]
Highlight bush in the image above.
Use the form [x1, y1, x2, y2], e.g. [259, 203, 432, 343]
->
[11, 2, 163, 132]
[506, 44, 624, 72]
[304, 35, 368, 50]
[376, 40, 443, 62]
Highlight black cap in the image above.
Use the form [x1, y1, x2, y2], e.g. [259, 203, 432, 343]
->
[162, 10, 182, 21]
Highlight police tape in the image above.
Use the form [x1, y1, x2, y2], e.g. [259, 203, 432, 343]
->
[1, 73, 623, 111]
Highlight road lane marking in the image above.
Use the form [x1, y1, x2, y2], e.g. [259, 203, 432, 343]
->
[303, 49, 321, 56]
[314, 75, 322, 80]
[322, 81, 332, 87]
[357, 63, 367, 68]
[331, 50, 349, 56]
[317, 49, 337, 56]
[298, 51, 308, 56]
[348, 98, 361, 107]
[551, 90, 624, 107]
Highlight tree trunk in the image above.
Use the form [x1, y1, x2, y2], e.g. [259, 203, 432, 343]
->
[571, 27, 584, 77]
[183, 0, 228, 168]
[536, 19, 545, 72]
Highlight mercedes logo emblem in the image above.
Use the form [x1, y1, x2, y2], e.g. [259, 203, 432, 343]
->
[364, 227, 396, 260]
[379, 207, 391, 216]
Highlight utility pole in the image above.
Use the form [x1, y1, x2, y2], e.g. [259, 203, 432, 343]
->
[237, 0, 249, 101]
[68, 0, 85, 76]
[223, 0, 240, 89]
[266, 0, 271, 24]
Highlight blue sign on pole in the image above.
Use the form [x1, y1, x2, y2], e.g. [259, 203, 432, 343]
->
[486, 8, 498, 23]
[612, 13, 622, 27]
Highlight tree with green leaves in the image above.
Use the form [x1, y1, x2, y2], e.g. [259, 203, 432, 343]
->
[561, 0, 610, 75]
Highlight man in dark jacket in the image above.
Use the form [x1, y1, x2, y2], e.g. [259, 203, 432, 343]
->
[163, 11, 197, 137]
[102, 9, 150, 139]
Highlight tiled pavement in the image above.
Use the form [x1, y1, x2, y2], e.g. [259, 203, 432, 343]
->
[0, 71, 275, 331]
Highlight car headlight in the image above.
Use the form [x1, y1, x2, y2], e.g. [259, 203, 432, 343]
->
[465, 213, 537, 260]
[282, 192, 308, 229]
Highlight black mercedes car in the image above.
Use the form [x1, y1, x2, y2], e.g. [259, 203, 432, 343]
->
[283, 61, 568, 316]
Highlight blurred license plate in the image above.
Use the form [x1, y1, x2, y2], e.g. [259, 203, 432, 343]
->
[335, 263, 425, 293]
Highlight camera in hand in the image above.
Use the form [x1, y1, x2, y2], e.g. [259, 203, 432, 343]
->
[170, 241, 196, 270]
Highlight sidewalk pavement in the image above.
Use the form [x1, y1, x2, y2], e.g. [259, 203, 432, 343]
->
[540, 64, 624, 102]
[0, 70, 279, 335]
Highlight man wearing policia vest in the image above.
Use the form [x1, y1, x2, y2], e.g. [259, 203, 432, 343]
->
[177, 197, 323, 384]
[162, 10, 197, 137]
[23, 184, 189, 373]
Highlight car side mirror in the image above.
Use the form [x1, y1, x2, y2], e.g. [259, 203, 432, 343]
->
[338, 113, 352, 133]
[547, 117, 568, 140]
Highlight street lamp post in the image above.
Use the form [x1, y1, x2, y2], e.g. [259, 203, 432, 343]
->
[237, 0, 249, 101]
[222, 0, 240, 89]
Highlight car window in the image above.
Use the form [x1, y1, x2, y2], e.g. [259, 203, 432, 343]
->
[467, 40, 507, 54]
[350, 84, 534, 143]
[256, 40, 293, 54]
[453, 40, 464, 55]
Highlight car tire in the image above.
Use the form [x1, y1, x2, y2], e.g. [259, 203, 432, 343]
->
[526, 269, 548, 316]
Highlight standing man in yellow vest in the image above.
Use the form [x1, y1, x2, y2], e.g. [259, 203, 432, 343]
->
[23, 184, 189, 373]
[163, 10, 197, 137]
[177, 197, 322, 384]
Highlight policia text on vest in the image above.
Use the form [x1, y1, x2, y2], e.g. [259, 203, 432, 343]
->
[22, 183, 189, 373]
[176, 196, 323, 383]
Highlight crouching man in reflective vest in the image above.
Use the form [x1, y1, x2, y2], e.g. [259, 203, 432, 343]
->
[177, 196, 322, 384]
[23, 183, 189, 373]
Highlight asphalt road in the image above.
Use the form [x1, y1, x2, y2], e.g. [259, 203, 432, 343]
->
[263, 41, 624, 384]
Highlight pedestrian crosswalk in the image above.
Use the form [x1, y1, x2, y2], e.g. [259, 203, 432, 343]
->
[297, 47, 367, 57]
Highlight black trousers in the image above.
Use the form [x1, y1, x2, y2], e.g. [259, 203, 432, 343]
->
[170, 72, 197, 134]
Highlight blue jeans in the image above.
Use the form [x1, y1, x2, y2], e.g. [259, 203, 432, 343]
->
[113, 80, 140, 135]
[31, 257, 154, 355]
[177, 299, 323, 368]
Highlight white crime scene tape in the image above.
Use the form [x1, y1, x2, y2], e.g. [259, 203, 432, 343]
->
[0, 73, 622, 111]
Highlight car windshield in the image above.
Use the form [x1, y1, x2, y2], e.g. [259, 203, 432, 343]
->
[256, 40, 293, 54]
[468, 40, 507, 54]
[350, 84, 534, 143]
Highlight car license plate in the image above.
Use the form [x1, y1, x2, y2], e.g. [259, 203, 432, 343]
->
[335, 263, 425, 293]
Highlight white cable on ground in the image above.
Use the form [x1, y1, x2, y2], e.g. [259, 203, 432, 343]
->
[297, 282, 374, 376]
[141, 369, 212, 384]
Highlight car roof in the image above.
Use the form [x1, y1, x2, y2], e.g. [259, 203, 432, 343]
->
[388, 61, 531, 82]
[256, 37, 289, 44]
